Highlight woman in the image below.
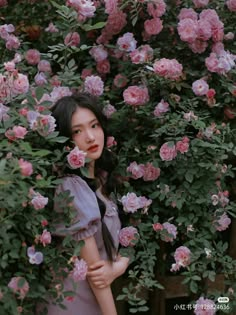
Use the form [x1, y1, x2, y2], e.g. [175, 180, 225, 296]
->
[47, 92, 129, 315]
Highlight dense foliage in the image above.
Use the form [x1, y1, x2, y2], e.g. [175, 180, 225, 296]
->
[0, 0, 236, 314]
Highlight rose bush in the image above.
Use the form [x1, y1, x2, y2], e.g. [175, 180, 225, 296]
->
[0, 0, 236, 314]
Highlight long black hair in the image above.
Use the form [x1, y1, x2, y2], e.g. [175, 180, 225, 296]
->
[51, 92, 118, 261]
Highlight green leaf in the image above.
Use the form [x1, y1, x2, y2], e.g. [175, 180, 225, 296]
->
[81, 22, 106, 31]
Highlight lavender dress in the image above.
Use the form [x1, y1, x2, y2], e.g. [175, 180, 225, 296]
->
[47, 175, 121, 315]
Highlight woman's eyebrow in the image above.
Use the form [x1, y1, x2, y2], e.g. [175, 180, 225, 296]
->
[72, 118, 98, 129]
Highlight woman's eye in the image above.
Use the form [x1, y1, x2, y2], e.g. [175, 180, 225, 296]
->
[92, 123, 99, 128]
[73, 130, 81, 134]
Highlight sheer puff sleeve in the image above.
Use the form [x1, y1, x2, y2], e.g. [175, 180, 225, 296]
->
[53, 175, 101, 240]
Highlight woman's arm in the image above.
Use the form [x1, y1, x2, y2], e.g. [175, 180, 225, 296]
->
[80, 236, 117, 315]
[87, 255, 130, 289]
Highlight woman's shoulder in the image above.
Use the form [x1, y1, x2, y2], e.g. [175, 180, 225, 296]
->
[58, 174, 93, 193]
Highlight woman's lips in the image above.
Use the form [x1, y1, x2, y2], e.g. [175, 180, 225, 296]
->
[88, 145, 99, 152]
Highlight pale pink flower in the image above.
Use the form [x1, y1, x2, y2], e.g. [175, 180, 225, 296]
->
[123, 85, 149, 106]
[144, 18, 163, 36]
[153, 58, 183, 80]
[38, 60, 52, 73]
[193, 0, 209, 8]
[89, 45, 108, 62]
[183, 111, 198, 121]
[30, 189, 48, 210]
[34, 72, 47, 86]
[153, 222, 163, 232]
[117, 32, 137, 52]
[18, 158, 33, 177]
[4, 61, 15, 71]
[13, 53, 22, 63]
[25, 49, 41, 65]
[104, 0, 118, 14]
[64, 32, 80, 47]
[84, 75, 104, 96]
[138, 196, 152, 211]
[214, 212, 231, 231]
[189, 39, 208, 54]
[197, 19, 212, 41]
[162, 222, 178, 242]
[12, 73, 29, 95]
[102, 103, 117, 118]
[119, 226, 138, 247]
[0, 24, 15, 40]
[70, 258, 88, 281]
[50, 86, 72, 103]
[159, 142, 177, 161]
[171, 246, 191, 272]
[27, 246, 44, 264]
[8, 277, 29, 299]
[154, 99, 169, 117]
[0, 103, 10, 121]
[106, 136, 117, 148]
[178, 8, 198, 21]
[39, 229, 52, 247]
[147, 0, 166, 18]
[27, 111, 56, 136]
[5, 126, 28, 141]
[121, 192, 141, 213]
[176, 137, 190, 154]
[226, 0, 236, 12]
[194, 297, 216, 315]
[127, 161, 145, 179]
[143, 163, 161, 181]
[5, 35, 21, 50]
[130, 44, 153, 64]
[192, 79, 209, 96]
[67, 146, 87, 169]
[224, 32, 234, 40]
[45, 22, 59, 33]
[177, 18, 198, 43]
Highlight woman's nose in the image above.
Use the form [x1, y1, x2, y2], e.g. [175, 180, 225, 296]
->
[85, 130, 95, 142]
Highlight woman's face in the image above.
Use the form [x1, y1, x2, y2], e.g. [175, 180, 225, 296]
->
[71, 106, 105, 162]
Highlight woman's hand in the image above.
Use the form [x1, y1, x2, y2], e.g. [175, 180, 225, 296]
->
[87, 255, 130, 289]
[87, 260, 115, 288]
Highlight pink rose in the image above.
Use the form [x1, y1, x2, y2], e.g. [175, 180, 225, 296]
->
[106, 136, 117, 148]
[84, 75, 104, 96]
[214, 212, 231, 231]
[159, 142, 177, 161]
[113, 74, 128, 88]
[102, 103, 117, 118]
[127, 161, 145, 179]
[123, 85, 149, 106]
[153, 222, 163, 232]
[64, 32, 80, 47]
[8, 277, 29, 299]
[40, 229, 52, 247]
[194, 297, 216, 315]
[5, 126, 28, 141]
[18, 158, 33, 176]
[154, 99, 169, 117]
[171, 246, 191, 272]
[117, 32, 137, 52]
[12, 73, 29, 95]
[67, 146, 87, 169]
[30, 189, 48, 210]
[143, 162, 160, 181]
[70, 258, 88, 281]
[176, 137, 190, 154]
[162, 222, 178, 242]
[96, 59, 110, 74]
[192, 79, 209, 96]
[25, 49, 41, 65]
[89, 45, 108, 62]
[119, 226, 138, 247]
[226, 0, 236, 12]
[121, 192, 141, 213]
[144, 18, 163, 36]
